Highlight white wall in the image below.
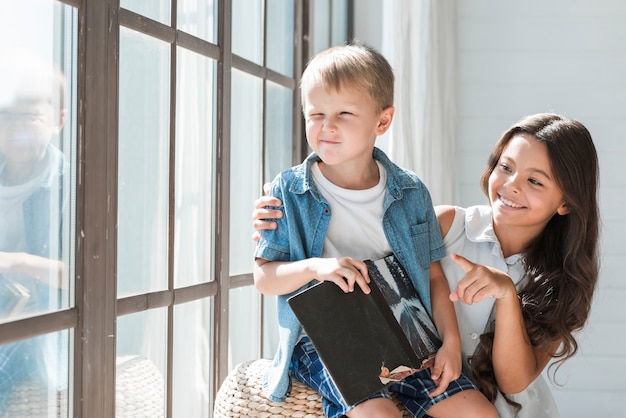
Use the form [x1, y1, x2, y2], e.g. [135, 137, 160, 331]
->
[355, 1, 626, 416]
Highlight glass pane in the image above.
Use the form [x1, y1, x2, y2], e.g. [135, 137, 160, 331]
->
[229, 70, 262, 276]
[229, 287, 260, 370]
[331, 0, 349, 46]
[0, 1, 77, 416]
[118, 27, 170, 297]
[174, 48, 215, 288]
[266, 0, 294, 76]
[121, 0, 171, 26]
[264, 81, 293, 182]
[0, 330, 72, 416]
[313, 0, 331, 54]
[117, 309, 167, 416]
[173, 298, 214, 416]
[177, 0, 216, 43]
[262, 295, 278, 358]
[0, 1, 76, 322]
[232, 0, 263, 64]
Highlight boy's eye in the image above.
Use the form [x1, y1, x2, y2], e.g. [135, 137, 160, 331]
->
[340, 111, 352, 116]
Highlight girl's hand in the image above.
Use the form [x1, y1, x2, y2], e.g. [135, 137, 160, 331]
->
[252, 182, 284, 241]
[449, 253, 516, 304]
[428, 340, 462, 397]
[311, 257, 371, 294]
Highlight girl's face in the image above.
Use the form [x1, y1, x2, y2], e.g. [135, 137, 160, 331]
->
[488, 134, 569, 236]
[302, 80, 392, 168]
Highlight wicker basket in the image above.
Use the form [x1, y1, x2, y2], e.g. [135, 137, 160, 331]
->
[214, 359, 410, 418]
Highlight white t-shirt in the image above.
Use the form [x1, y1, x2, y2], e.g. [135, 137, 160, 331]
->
[311, 161, 392, 260]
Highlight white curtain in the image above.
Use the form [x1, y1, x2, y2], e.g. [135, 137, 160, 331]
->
[382, 0, 457, 205]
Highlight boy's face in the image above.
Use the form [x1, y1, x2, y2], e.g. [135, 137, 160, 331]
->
[302, 80, 393, 168]
[0, 99, 60, 163]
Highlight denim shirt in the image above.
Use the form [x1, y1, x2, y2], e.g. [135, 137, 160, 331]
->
[254, 147, 446, 402]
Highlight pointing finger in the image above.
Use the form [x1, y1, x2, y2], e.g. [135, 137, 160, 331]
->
[450, 253, 475, 273]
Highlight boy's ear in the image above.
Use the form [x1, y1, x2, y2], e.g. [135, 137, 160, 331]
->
[375, 106, 394, 135]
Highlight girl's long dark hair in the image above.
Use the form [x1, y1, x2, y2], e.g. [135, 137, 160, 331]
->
[470, 113, 600, 408]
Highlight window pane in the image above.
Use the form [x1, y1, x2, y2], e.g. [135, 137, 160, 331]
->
[229, 287, 260, 370]
[262, 295, 278, 358]
[0, 0, 76, 320]
[264, 81, 294, 182]
[313, 0, 331, 53]
[232, 0, 262, 64]
[229, 70, 262, 275]
[120, 0, 171, 25]
[0, 330, 72, 416]
[0, 0, 76, 415]
[266, 0, 295, 76]
[118, 28, 170, 297]
[117, 309, 167, 416]
[177, 0, 217, 43]
[175, 48, 216, 288]
[173, 298, 214, 416]
[331, 0, 349, 46]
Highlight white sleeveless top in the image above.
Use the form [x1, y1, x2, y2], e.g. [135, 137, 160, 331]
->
[440, 205, 560, 418]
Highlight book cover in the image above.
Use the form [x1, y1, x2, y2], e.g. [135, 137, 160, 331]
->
[287, 254, 441, 406]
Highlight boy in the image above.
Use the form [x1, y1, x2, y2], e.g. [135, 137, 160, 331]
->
[253, 44, 496, 417]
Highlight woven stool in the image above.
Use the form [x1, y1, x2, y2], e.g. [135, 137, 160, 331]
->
[214, 359, 410, 417]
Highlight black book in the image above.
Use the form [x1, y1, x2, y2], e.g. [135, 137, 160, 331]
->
[288, 254, 442, 406]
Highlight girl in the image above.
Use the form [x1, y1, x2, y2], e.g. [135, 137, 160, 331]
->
[252, 113, 600, 417]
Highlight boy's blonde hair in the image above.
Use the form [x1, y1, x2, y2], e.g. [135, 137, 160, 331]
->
[300, 43, 394, 113]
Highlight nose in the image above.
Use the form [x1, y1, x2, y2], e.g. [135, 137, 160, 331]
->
[504, 173, 521, 193]
[322, 117, 337, 133]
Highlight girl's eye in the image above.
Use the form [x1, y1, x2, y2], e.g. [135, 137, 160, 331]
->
[499, 164, 512, 172]
[529, 178, 543, 186]
[340, 111, 352, 116]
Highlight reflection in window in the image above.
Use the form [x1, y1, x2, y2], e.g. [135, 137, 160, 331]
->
[0, 330, 72, 416]
[0, 0, 76, 415]
[118, 27, 171, 298]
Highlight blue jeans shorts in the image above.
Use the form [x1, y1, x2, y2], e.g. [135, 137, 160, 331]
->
[290, 337, 477, 418]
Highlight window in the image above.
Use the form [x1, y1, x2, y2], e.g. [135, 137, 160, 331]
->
[0, 0, 350, 417]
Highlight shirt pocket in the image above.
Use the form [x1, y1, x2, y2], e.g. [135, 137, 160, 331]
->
[410, 222, 431, 269]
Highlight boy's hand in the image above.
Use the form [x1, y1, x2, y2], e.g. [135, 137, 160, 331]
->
[449, 253, 516, 304]
[428, 340, 462, 397]
[311, 257, 371, 294]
